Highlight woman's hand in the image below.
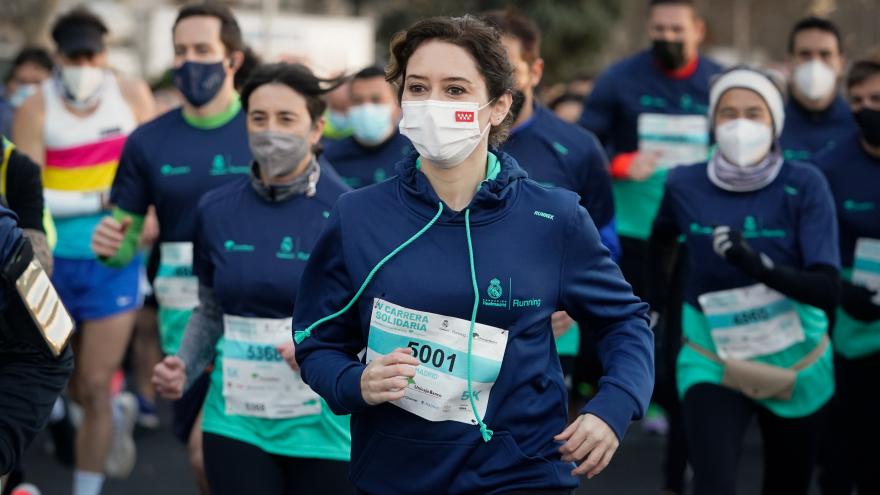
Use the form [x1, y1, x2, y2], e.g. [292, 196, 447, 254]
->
[555, 413, 619, 478]
[361, 347, 419, 406]
[278, 341, 299, 371]
[152, 356, 187, 400]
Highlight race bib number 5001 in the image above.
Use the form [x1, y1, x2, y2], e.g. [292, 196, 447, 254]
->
[366, 298, 509, 425]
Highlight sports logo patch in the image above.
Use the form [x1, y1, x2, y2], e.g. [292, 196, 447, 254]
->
[455, 111, 475, 123]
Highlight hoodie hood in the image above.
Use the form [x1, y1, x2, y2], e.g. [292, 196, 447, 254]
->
[394, 149, 529, 225]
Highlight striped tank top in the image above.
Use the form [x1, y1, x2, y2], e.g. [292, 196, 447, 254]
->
[42, 73, 136, 259]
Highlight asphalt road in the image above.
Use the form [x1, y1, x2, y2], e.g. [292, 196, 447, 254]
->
[16, 401, 824, 495]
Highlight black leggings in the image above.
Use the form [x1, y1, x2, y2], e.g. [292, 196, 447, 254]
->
[655, 251, 689, 494]
[203, 432, 355, 495]
[683, 383, 827, 495]
[820, 352, 880, 495]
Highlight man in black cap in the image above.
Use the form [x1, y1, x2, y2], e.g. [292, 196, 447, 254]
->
[12, 6, 154, 495]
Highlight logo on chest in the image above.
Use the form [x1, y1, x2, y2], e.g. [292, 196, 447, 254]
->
[689, 215, 786, 239]
[210, 154, 250, 176]
[160, 163, 192, 176]
[481, 277, 542, 310]
[844, 199, 876, 212]
[276, 236, 310, 261]
[224, 240, 254, 252]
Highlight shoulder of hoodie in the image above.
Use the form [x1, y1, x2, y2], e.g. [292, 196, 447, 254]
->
[514, 178, 597, 237]
[812, 130, 862, 175]
[196, 172, 349, 214]
[332, 170, 585, 228]
[664, 160, 831, 204]
[124, 107, 196, 151]
[696, 54, 724, 75]
[314, 167, 353, 207]
[530, 105, 606, 165]
[593, 51, 721, 86]
[196, 176, 251, 214]
[322, 135, 361, 161]
[665, 160, 710, 192]
[595, 50, 653, 82]
[777, 159, 832, 195]
[127, 107, 245, 146]
[127, 107, 186, 139]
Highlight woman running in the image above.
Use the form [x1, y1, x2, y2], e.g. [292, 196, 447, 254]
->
[649, 67, 840, 495]
[152, 63, 354, 495]
[293, 15, 654, 495]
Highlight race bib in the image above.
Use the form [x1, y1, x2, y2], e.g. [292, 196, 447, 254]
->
[366, 298, 508, 425]
[853, 238, 880, 304]
[698, 283, 805, 360]
[222, 315, 321, 419]
[638, 113, 709, 170]
[154, 242, 199, 310]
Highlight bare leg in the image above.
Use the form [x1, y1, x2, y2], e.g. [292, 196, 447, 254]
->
[133, 306, 161, 404]
[73, 311, 136, 472]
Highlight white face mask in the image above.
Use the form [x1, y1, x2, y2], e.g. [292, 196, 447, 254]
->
[715, 119, 773, 168]
[60, 66, 105, 103]
[399, 99, 494, 168]
[793, 59, 837, 102]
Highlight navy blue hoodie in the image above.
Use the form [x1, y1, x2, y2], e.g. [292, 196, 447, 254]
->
[293, 151, 653, 494]
[780, 96, 857, 163]
[503, 104, 619, 260]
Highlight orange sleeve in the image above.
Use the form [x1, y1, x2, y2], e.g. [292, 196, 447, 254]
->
[609, 151, 637, 179]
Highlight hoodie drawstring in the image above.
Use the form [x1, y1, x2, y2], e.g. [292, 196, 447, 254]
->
[295, 202, 494, 442]
[464, 208, 493, 442]
[294, 202, 445, 344]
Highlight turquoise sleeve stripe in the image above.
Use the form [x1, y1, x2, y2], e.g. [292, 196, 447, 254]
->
[704, 298, 795, 329]
[368, 326, 501, 383]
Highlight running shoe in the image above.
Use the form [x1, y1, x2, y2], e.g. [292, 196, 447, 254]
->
[136, 393, 160, 430]
[105, 391, 138, 478]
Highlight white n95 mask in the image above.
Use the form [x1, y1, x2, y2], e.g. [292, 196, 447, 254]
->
[60, 66, 106, 103]
[793, 60, 837, 102]
[399, 99, 493, 168]
[715, 119, 773, 168]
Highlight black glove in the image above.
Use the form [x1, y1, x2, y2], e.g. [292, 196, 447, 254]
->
[841, 280, 880, 322]
[712, 226, 773, 278]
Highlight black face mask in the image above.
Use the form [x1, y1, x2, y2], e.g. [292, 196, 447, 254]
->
[855, 108, 880, 147]
[652, 40, 687, 71]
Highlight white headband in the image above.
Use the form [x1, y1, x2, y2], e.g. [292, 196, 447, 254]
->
[708, 68, 785, 138]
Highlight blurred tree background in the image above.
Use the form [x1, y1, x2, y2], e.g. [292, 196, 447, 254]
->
[1, 0, 878, 86]
[366, 0, 623, 84]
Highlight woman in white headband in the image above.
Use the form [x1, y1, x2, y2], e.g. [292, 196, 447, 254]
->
[647, 66, 840, 495]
